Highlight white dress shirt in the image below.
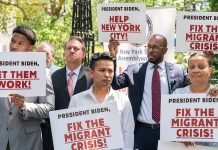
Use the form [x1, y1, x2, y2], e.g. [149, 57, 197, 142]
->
[137, 61, 169, 124]
[66, 65, 81, 92]
[69, 86, 135, 150]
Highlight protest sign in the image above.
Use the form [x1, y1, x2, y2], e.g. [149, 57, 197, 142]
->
[176, 11, 218, 53]
[158, 141, 218, 150]
[50, 102, 124, 150]
[98, 3, 146, 44]
[161, 94, 218, 142]
[103, 7, 176, 94]
[0, 52, 46, 97]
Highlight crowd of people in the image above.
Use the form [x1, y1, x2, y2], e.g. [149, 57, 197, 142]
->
[0, 25, 217, 150]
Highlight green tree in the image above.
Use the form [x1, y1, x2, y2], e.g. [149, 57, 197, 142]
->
[209, 0, 218, 11]
[0, 0, 72, 66]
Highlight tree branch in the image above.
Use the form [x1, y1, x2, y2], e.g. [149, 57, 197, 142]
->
[0, 0, 29, 20]
[45, 0, 64, 17]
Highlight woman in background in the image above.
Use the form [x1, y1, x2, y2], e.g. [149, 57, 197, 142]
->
[173, 51, 218, 147]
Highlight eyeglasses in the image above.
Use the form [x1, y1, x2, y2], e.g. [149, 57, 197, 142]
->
[145, 44, 165, 52]
[91, 52, 111, 60]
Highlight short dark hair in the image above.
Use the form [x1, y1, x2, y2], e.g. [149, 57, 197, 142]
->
[188, 51, 214, 67]
[12, 25, 36, 45]
[64, 36, 86, 52]
[151, 34, 168, 47]
[89, 52, 113, 70]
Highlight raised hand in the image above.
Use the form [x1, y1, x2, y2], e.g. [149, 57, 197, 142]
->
[108, 37, 120, 58]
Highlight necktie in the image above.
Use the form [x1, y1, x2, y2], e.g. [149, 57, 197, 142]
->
[67, 72, 74, 97]
[152, 65, 161, 123]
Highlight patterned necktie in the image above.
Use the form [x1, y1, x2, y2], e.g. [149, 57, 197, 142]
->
[67, 72, 74, 97]
[152, 64, 161, 123]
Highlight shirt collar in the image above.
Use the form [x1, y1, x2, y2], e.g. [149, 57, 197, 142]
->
[66, 65, 81, 76]
[87, 85, 116, 103]
[148, 61, 165, 70]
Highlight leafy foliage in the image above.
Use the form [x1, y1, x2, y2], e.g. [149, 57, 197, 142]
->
[209, 0, 218, 11]
[0, 0, 71, 67]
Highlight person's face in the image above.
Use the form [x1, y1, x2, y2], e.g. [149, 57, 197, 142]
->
[147, 36, 167, 64]
[10, 33, 33, 52]
[37, 45, 53, 67]
[188, 55, 212, 85]
[64, 39, 85, 65]
[89, 60, 114, 88]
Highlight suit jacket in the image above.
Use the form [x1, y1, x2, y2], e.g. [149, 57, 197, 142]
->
[0, 76, 55, 150]
[52, 66, 93, 110]
[112, 61, 190, 121]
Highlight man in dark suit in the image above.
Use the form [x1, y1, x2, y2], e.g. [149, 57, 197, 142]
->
[42, 36, 93, 150]
[108, 34, 190, 150]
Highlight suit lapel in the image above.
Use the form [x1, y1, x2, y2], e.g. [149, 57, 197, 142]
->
[3, 97, 11, 110]
[77, 66, 86, 81]
[59, 67, 69, 98]
[165, 62, 174, 93]
[138, 62, 148, 98]
[73, 66, 87, 95]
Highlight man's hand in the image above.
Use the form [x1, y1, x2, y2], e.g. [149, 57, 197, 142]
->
[10, 94, 25, 110]
[108, 37, 120, 58]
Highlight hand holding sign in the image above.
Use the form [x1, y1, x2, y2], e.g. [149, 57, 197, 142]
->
[10, 93, 25, 110]
[108, 37, 120, 58]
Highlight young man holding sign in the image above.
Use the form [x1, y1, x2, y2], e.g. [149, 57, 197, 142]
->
[0, 25, 55, 150]
[68, 52, 134, 150]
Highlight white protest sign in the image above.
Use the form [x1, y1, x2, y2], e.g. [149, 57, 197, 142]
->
[49, 102, 124, 150]
[0, 52, 46, 97]
[98, 3, 146, 44]
[158, 141, 218, 150]
[176, 11, 218, 53]
[161, 94, 218, 142]
[103, 7, 176, 94]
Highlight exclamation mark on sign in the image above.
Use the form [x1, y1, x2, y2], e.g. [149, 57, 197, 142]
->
[103, 138, 107, 147]
[125, 33, 128, 40]
[211, 129, 213, 138]
[28, 81, 31, 89]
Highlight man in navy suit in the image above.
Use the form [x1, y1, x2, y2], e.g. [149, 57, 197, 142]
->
[109, 34, 189, 150]
[52, 36, 93, 110]
[43, 36, 93, 150]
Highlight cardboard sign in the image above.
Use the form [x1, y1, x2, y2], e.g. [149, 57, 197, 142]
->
[176, 11, 218, 53]
[50, 102, 124, 150]
[98, 3, 146, 44]
[0, 52, 46, 97]
[161, 94, 218, 142]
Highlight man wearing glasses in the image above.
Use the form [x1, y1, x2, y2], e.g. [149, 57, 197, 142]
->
[108, 34, 190, 150]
